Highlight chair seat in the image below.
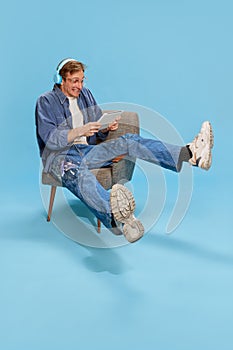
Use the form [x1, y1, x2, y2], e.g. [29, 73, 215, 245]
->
[42, 172, 62, 187]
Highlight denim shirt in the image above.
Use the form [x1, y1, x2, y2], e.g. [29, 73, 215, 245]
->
[35, 85, 108, 172]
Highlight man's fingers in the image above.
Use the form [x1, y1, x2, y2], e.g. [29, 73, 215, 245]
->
[89, 122, 101, 131]
[85, 122, 101, 134]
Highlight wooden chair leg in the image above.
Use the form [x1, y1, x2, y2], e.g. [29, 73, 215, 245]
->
[46, 185, 101, 233]
[47, 186, 57, 222]
[97, 219, 101, 233]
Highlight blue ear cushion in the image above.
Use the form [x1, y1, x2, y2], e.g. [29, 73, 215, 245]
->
[53, 72, 62, 84]
[53, 58, 76, 84]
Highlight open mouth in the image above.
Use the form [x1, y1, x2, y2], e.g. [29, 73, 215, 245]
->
[72, 89, 80, 94]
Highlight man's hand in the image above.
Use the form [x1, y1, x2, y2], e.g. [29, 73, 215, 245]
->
[78, 122, 101, 136]
[108, 118, 120, 131]
[102, 116, 121, 133]
[68, 122, 101, 143]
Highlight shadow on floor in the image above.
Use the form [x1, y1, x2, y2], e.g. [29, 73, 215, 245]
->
[0, 210, 131, 276]
[143, 231, 233, 266]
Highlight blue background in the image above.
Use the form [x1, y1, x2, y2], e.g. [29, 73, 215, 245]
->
[1, 0, 232, 349]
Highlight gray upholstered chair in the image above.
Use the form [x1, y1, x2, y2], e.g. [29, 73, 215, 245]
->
[42, 111, 139, 232]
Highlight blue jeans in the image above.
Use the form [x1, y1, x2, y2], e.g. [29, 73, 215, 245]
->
[58, 133, 182, 229]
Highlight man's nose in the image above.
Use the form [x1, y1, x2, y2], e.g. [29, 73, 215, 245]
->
[77, 81, 82, 89]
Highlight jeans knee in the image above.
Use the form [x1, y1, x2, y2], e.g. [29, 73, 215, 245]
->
[121, 133, 139, 141]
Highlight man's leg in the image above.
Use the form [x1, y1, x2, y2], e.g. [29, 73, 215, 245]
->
[51, 146, 144, 243]
[66, 136, 183, 243]
[51, 121, 213, 243]
[50, 147, 113, 230]
[82, 121, 213, 172]
[177, 145, 193, 172]
[62, 165, 144, 242]
[82, 134, 182, 171]
[62, 164, 112, 227]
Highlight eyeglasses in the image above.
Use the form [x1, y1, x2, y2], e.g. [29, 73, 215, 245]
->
[65, 77, 86, 85]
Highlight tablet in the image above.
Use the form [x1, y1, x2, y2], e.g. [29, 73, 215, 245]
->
[98, 110, 123, 130]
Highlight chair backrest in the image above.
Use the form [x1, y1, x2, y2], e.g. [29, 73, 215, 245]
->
[104, 111, 139, 141]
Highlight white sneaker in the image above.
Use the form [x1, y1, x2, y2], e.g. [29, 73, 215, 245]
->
[188, 121, 214, 170]
[110, 184, 144, 243]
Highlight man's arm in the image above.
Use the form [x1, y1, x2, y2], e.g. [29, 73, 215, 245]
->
[36, 95, 71, 151]
[36, 94, 102, 150]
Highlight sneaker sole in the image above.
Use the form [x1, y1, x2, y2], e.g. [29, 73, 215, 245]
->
[202, 121, 214, 149]
[110, 184, 144, 243]
[189, 121, 214, 170]
[110, 184, 136, 222]
[199, 121, 214, 170]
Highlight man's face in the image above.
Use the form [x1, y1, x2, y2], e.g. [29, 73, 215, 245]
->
[61, 70, 84, 98]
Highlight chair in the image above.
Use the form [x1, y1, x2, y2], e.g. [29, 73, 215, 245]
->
[42, 111, 139, 232]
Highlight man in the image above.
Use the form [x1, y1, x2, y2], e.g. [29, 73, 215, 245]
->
[35, 58, 214, 243]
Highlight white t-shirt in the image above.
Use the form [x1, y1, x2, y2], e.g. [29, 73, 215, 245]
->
[68, 97, 87, 144]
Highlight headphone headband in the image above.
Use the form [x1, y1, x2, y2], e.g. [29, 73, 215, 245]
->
[54, 58, 76, 84]
[56, 58, 76, 72]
